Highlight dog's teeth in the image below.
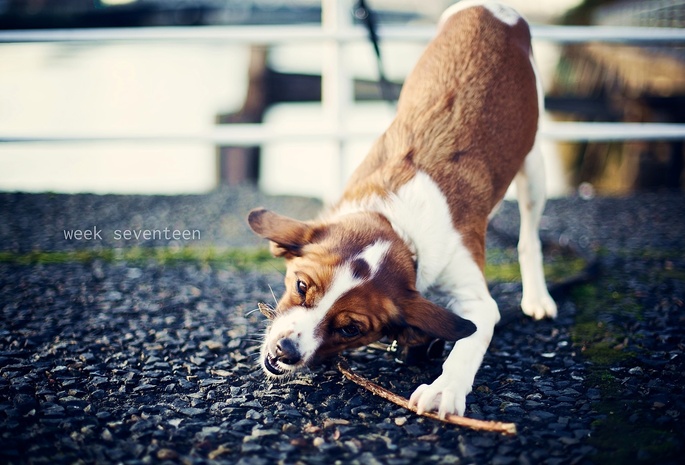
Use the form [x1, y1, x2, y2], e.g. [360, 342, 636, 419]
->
[264, 354, 286, 376]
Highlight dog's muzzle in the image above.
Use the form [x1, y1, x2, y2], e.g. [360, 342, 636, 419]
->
[263, 338, 302, 376]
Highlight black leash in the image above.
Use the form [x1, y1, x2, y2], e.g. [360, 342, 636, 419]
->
[353, 0, 397, 102]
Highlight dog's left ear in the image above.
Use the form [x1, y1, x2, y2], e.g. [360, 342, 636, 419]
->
[395, 294, 477, 345]
[247, 208, 313, 258]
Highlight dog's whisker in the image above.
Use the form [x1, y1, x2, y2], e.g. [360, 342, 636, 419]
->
[267, 262, 285, 277]
[247, 329, 267, 337]
[268, 284, 279, 307]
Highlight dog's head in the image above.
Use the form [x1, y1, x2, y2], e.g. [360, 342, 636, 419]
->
[247, 208, 476, 377]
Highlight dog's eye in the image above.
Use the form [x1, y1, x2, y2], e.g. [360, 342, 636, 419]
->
[338, 324, 360, 338]
[296, 279, 307, 297]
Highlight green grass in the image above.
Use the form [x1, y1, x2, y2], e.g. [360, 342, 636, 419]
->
[0, 247, 284, 272]
[1, 247, 588, 282]
[484, 252, 588, 283]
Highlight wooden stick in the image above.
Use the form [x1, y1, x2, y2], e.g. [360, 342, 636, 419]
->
[337, 360, 517, 436]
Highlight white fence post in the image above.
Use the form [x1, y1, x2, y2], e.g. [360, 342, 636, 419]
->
[321, 0, 353, 198]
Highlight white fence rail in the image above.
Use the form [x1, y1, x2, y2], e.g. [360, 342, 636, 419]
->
[1, 23, 685, 45]
[3, 122, 685, 145]
[1, 1, 685, 146]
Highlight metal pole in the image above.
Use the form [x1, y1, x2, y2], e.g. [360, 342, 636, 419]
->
[2, 122, 685, 144]
[2, 24, 685, 45]
[321, 0, 353, 200]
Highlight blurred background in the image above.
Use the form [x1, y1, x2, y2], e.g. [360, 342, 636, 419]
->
[0, 0, 683, 200]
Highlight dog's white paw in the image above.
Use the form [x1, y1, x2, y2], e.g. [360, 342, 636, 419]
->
[408, 374, 469, 418]
[521, 291, 557, 320]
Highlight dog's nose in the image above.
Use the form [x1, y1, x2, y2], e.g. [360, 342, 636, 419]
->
[275, 338, 301, 366]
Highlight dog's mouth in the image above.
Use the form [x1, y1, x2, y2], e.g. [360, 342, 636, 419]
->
[261, 335, 307, 377]
[262, 349, 304, 377]
[263, 353, 288, 376]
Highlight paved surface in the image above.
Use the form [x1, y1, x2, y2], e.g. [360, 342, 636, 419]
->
[0, 188, 683, 464]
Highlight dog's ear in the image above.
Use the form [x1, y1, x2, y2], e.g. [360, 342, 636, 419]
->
[247, 208, 313, 258]
[394, 294, 476, 345]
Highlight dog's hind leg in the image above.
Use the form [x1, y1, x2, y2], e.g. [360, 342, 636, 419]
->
[514, 142, 557, 319]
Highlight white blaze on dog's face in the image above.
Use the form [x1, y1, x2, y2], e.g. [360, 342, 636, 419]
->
[247, 208, 476, 378]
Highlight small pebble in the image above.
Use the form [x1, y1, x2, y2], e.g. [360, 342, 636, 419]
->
[394, 417, 408, 426]
[156, 449, 178, 460]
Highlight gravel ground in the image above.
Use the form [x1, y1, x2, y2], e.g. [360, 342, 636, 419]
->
[0, 187, 683, 465]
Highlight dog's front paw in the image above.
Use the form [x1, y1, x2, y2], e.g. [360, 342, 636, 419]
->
[521, 291, 557, 320]
[408, 374, 469, 418]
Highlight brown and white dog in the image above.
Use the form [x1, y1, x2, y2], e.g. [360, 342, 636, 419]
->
[247, 0, 557, 418]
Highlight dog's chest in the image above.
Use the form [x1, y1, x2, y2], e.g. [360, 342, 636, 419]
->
[333, 171, 485, 295]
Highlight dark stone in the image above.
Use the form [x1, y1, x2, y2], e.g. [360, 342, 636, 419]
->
[13, 393, 38, 414]
[2, 191, 685, 465]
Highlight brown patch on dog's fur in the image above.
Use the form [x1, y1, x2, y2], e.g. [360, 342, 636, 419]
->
[311, 239, 476, 362]
[337, 6, 538, 269]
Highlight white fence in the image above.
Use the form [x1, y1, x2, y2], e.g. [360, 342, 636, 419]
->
[1, 0, 685, 146]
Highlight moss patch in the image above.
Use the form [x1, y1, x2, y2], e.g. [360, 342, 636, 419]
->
[485, 250, 587, 283]
[571, 270, 681, 464]
[2, 247, 586, 281]
[0, 247, 283, 272]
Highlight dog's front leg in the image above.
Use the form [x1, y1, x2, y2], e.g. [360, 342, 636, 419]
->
[409, 295, 499, 418]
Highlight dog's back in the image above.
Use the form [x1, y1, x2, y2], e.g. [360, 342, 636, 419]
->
[340, 2, 538, 223]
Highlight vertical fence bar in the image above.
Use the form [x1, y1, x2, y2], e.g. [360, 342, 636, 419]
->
[321, 0, 353, 199]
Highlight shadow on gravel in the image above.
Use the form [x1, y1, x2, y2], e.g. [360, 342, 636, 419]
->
[0, 190, 683, 464]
